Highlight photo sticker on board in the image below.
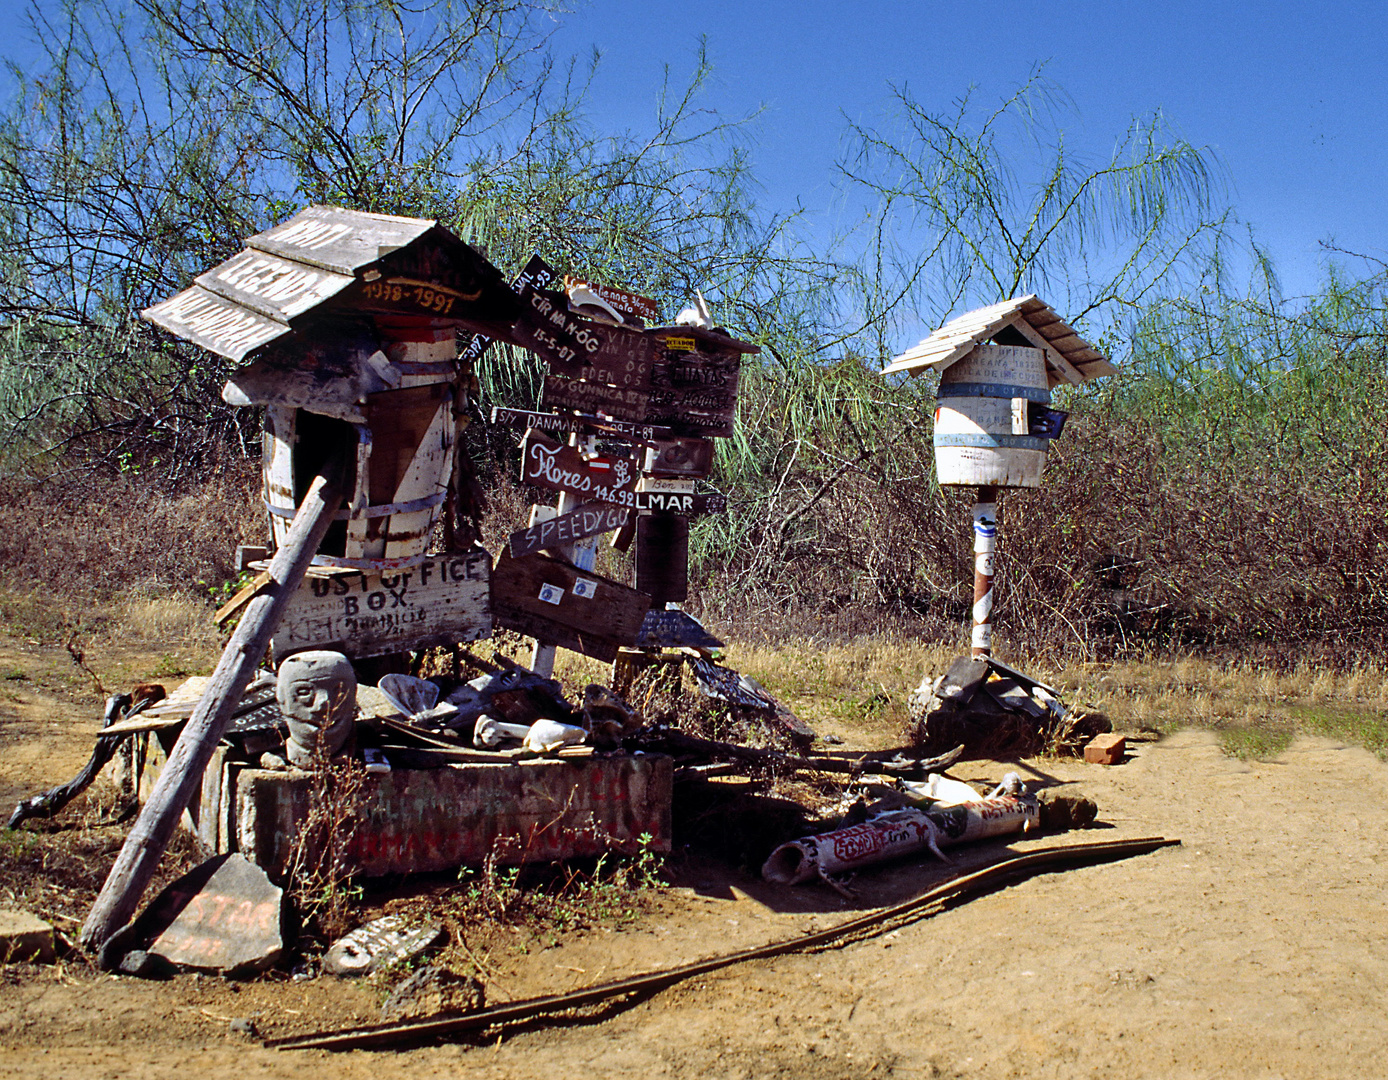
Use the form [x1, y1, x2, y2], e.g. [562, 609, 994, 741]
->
[538, 583, 565, 605]
[572, 578, 598, 600]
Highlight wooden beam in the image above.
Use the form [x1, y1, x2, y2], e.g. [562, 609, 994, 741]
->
[1005, 313, 1083, 385]
[80, 453, 349, 952]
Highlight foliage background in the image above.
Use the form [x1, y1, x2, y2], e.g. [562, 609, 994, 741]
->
[2, 0, 1386, 662]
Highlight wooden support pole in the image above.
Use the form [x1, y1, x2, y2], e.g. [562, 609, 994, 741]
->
[80, 455, 348, 951]
[971, 486, 999, 658]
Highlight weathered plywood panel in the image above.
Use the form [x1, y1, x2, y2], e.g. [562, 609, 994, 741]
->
[490, 551, 650, 662]
[143, 286, 288, 361]
[246, 204, 435, 276]
[271, 551, 491, 661]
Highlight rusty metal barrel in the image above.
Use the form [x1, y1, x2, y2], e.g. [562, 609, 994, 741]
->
[932, 343, 1050, 489]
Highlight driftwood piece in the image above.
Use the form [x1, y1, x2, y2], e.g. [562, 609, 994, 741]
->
[6, 694, 156, 828]
[654, 729, 964, 779]
[81, 456, 348, 951]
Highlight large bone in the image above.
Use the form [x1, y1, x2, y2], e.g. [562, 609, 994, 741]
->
[473, 715, 532, 748]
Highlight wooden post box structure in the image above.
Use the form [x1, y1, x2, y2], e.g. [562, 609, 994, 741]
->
[143, 205, 537, 661]
[883, 295, 1116, 656]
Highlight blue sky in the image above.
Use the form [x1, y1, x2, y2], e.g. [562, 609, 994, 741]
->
[549, 0, 1388, 301]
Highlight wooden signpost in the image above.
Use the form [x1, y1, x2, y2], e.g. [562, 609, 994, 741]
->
[490, 551, 651, 663]
[270, 552, 491, 661]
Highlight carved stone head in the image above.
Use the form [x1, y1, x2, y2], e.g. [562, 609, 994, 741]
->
[276, 650, 356, 767]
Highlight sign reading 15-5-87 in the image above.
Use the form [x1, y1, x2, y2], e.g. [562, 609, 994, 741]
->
[270, 552, 492, 661]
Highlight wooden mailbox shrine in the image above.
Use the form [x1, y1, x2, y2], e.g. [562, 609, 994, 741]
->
[144, 205, 526, 661]
[883, 295, 1115, 656]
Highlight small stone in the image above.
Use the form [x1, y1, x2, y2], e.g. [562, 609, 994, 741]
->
[380, 965, 485, 1022]
[229, 1017, 257, 1037]
[323, 915, 443, 977]
[0, 909, 55, 964]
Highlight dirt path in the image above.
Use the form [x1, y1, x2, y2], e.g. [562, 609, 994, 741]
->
[2, 639, 1387, 1077]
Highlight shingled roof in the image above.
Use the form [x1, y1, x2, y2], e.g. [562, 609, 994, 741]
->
[142, 204, 518, 362]
[882, 295, 1116, 388]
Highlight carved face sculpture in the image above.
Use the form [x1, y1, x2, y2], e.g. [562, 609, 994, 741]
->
[276, 651, 356, 767]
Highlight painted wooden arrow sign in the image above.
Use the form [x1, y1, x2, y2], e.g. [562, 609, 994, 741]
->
[509, 501, 631, 558]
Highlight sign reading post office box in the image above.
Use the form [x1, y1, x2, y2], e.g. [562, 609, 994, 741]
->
[270, 551, 492, 661]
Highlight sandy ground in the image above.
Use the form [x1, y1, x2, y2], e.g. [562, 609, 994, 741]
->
[1, 635, 1387, 1078]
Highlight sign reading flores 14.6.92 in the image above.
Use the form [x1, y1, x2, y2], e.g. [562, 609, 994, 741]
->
[270, 552, 492, 661]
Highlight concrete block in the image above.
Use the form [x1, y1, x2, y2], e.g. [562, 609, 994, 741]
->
[231, 753, 673, 880]
[0, 909, 56, 963]
[1084, 733, 1126, 765]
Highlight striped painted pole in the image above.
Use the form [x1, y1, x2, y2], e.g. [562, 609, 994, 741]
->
[971, 487, 999, 658]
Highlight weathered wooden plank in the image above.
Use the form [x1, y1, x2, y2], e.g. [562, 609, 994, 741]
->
[509, 501, 631, 558]
[142, 286, 287, 361]
[643, 436, 715, 477]
[490, 406, 671, 443]
[566, 278, 662, 323]
[246, 205, 435, 276]
[511, 285, 608, 375]
[542, 376, 737, 436]
[520, 430, 640, 507]
[634, 490, 725, 515]
[271, 551, 490, 661]
[633, 609, 725, 650]
[490, 552, 651, 663]
[196, 249, 354, 324]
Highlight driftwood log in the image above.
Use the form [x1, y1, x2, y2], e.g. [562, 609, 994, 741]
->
[5, 694, 155, 829]
[654, 729, 965, 778]
[81, 456, 347, 951]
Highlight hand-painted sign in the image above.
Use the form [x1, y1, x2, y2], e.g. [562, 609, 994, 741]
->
[509, 500, 632, 558]
[270, 552, 491, 661]
[643, 436, 715, 477]
[542, 375, 738, 436]
[635, 490, 725, 515]
[520, 430, 639, 506]
[511, 285, 607, 375]
[565, 277, 662, 323]
[490, 406, 671, 443]
[461, 254, 558, 365]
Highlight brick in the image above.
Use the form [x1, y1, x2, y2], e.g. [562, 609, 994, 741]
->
[0, 909, 55, 964]
[1084, 733, 1126, 765]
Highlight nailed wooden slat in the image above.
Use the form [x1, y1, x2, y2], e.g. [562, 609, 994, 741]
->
[143, 286, 287, 361]
[196, 250, 354, 324]
[271, 551, 491, 661]
[246, 205, 434, 276]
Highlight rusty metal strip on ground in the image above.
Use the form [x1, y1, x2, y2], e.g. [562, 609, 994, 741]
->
[268, 835, 1180, 1052]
